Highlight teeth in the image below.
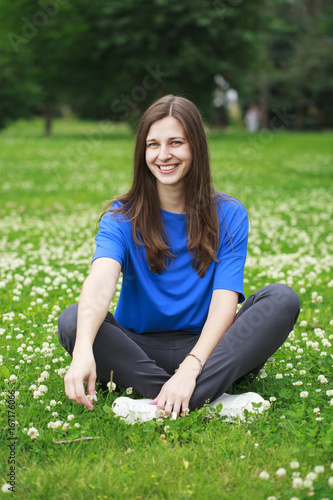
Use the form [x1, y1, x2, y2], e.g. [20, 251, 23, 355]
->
[159, 165, 178, 171]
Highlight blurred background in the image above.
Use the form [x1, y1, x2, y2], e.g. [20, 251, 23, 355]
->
[0, 0, 332, 136]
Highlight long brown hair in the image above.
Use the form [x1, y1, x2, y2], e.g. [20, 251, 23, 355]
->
[100, 94, 225, 278]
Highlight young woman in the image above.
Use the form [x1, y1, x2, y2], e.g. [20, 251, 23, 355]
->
[58, 95, 300, 423]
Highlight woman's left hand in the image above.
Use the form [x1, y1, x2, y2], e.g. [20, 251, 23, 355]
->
[150, 355, 201, 416]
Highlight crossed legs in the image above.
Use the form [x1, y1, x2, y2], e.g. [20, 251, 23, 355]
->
[58, 284, 300, 410]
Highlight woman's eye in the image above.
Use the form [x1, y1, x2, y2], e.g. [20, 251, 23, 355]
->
[147, 142, 158, 148]
[172, 141, 182, 146]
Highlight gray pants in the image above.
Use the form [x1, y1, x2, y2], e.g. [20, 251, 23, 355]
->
[58, 284, 299, 410]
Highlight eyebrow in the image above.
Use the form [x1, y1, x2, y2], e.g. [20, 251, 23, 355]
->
[146, 136, 186, 142]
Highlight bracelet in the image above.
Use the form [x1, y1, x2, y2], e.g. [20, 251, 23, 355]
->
[185, 353, 203, 374]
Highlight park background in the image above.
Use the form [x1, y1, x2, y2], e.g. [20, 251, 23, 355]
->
[0, 1, 333, 499]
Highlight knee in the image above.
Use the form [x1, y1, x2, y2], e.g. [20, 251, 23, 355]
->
[57, 303, 78, 347]
[267, 283, 300, 318]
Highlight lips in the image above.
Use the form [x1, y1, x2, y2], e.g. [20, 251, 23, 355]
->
[156, 164, 180, 173]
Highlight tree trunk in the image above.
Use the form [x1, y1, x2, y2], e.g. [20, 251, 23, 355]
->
[44, 105, 53, 137]
[294, 93, 304, 131]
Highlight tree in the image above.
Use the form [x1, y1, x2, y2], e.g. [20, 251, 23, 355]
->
[0, 0, 265, 133]
[240, 0, 333, 130]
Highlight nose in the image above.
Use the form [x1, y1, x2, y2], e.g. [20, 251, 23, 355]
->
[158, 144, 172, 161]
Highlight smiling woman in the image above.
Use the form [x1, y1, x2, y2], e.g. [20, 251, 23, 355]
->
[57, 95, 300, 424]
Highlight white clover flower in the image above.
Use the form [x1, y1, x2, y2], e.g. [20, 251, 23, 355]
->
[49, 399, 57, 407]
[259, 471, 269, 480]
[330, 399, 333, 406]
[1, 484, 13, 493]
[269, 397, 276, 402]
[300, 391, 308, 398]
[33, 390, 42, 399]
[318, 375, 328, 384]
[74, 423, 80, 428]
[300, 370, 306, 375]
[157, 409, 165, 418]
[299, 320, 307, 327]
[328, 477, 333, 487]
[262, 400, 271, 410]
[27, 427, 39, 440]
[293, 381, 303, 386]
[38, 385, 48, 394]
[62, 423, 70, 431]
[29, 384, 37, 391]
[275, 468, 286, 478]
[126, 387, 133, 395]
[9, 375, 17, 382]
[292, 477, 303, 489]
[313, 408, 320, 414]
[303, 479, 313, 489]
[286, 363, 293, 369]
[107, 381, 116, 392]
[314, 465, 324, 473]
[56, 368, 67, 377]
[267, 497, 276, 500]
[290, 461, 300, 469]
[326, 390, 333, 397]
[45, 406, 51, 411]
[275, 374, 283, 379]
[305, 472, 317, 481]
[67, 414, 74, 421]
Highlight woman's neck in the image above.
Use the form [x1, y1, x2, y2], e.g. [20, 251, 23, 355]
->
[157, 183, 185, 214]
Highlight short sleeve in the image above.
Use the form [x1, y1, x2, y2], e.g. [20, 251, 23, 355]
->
[92, 212, 128, 268]
[212, 201, 248, 303]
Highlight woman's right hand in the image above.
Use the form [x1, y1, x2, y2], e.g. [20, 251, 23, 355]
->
[63, 257, 121, 410]
[64, 346, 97, 410]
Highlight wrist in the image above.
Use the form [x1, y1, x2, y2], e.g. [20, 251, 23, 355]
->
[180, 355, 202, 377]
[73, 340, 93, 356]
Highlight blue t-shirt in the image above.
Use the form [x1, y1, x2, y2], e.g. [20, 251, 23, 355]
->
[92, 195, 248, 334]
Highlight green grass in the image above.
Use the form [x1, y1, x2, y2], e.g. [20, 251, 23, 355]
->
[0, 119, 333, 499]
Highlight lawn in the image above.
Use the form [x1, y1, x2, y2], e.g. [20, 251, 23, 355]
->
[0, 119, 333, 500]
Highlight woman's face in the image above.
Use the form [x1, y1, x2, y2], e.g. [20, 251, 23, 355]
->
[145, 116, 192, 191]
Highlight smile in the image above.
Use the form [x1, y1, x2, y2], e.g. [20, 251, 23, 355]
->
[156, 164, 180, 173]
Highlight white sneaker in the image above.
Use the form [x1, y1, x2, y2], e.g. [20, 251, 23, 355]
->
[112, 397, 160, 424]
[209, 392, 266, 422]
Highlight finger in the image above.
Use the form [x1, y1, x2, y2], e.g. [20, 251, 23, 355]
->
[156, 396, 167, 412]
[164, 400, 175, 417]
[171, 401, 181, 417]
[87, 374, 97, 402]
[181, 400, 190, 416]
[74, 381, 94, 410]
[66, 375, 93, 410]
[149, 398, 158, 405]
